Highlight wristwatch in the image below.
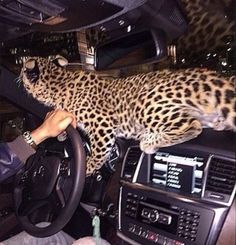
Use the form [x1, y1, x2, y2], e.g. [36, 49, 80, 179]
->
[22, 131, 37, 150]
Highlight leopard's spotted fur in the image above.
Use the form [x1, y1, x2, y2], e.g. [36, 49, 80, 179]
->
[177, 0, 235, 57]
[20, 56, 236, 175]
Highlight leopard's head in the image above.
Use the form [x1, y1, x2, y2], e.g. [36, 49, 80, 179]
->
[20, 55, 69, 107]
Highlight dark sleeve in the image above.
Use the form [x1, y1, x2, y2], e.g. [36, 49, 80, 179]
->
[0, 136, 35, 182]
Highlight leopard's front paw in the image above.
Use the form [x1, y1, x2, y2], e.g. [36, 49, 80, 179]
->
[140, 133, 159, 154]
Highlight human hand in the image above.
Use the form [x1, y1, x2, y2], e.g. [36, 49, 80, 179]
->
[31, 109, 77, 145]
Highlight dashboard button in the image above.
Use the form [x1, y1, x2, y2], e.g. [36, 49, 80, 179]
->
[179, 218, 184, 223]
[128, 223, 135, 232]
[131, 206, 137, 211]
[185, 220, 191, 225]
[166, 238, 175, 245]
[191, 226, 198, 231]
[190, 230, 197, 235]
[140, 229, 148, 238]
[134, 225, 142, 235]
[147, 232, 158, 242]
[156, 235, 165, 244]
[158, 213, 172, 225]
[174, 241, 185, 245]
[141, 208, 150, 219]
[178, 225, 184, 230]
[192, 222, 199, 227]
[127, 198, 132, 203]
[132, 199, 138, 204]
[193, 214, 200, 219]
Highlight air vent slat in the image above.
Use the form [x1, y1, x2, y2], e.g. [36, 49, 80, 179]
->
[207, 180, 234, 189]
[208, 170, 236, 180]
[210, 166, 236, 172]
[122, 147, 142, 181]
[205, 156, 236, 197]
[206, 186, 232, 195]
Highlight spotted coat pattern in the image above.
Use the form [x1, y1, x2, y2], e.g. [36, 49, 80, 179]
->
[20, 56, 236, 175]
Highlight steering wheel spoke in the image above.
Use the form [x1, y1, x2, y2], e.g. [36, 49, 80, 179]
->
[55, 176, 67, 208]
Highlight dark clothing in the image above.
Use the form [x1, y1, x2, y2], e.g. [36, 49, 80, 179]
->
[0, 136, 35, 182]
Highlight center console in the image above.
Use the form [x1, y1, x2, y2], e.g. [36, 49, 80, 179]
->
[117, 130, 236, 245]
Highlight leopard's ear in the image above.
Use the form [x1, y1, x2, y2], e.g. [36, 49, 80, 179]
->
[25, 58, 36, 69]
[52, 55, 68, 67]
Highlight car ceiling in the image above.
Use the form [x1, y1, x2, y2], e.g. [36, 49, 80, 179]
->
[0, 0, 149, 41]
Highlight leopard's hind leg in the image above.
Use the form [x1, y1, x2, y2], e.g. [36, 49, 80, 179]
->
[139, 113, 202, 154]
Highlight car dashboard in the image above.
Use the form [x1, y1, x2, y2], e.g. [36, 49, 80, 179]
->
[106, 129, 236, 245]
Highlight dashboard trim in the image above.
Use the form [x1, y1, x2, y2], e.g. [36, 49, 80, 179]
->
[118, 186, 123, 231]
[117, 231, 141, 245]
[132, 152, 145, 183]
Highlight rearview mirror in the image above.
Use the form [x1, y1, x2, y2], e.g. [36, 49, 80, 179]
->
[94, 29, 167, 70]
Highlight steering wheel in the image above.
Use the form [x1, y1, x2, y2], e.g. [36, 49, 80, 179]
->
[13, 126, 86, 237]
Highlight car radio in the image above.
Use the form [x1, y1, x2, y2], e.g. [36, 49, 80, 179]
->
[120, 190, 203, 244]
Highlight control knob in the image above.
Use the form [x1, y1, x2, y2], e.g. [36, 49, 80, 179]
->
[149, 209, 159, 223]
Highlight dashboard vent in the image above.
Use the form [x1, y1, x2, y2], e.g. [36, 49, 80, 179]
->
[122, 147, 142, 181]
[204, 156, 236, 203]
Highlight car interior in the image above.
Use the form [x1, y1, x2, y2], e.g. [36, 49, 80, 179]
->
[0, 0, 235, 245]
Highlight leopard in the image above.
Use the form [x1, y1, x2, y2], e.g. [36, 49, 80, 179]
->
[176, 0, 235, 58]
[19, 55, 236, 175]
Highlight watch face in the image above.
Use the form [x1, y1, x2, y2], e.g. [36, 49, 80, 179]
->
[23, 131, 32, 142]
[23, 131, 37, 149]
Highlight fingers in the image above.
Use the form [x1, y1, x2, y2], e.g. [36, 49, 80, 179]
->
[70, 115, 77, 128]
[44, 109, 77, 134]
[58, 116, 73, 130]
[57, 111, 77, 129]
[46, 109, 76, 127]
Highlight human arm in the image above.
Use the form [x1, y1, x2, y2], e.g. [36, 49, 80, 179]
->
[0, 109, 76, 183]
[0, 137, 35, 182]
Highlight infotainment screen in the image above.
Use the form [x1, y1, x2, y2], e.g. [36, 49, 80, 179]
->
[151, 152, 205, 195]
